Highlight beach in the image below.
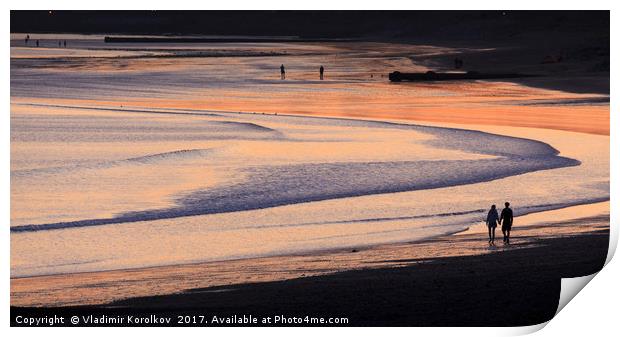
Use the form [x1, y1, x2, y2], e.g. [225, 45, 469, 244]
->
[11, 204, 609, 326]
[10, 112, 610, 327]
[10, 31, 609, 326]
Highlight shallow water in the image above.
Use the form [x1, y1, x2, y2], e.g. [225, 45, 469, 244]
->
[10, 34, 609, 277]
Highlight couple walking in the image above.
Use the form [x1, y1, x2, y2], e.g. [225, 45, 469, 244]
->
[486, 202, 513, 245]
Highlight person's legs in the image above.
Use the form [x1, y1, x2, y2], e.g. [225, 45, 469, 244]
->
[502, 228, 507, 243]
[491, 227, 496, 245]
[506, 229, 511, 244]
[488, 227, 492, 244]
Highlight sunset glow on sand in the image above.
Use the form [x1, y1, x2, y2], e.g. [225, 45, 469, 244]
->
[9, 10, 610, 327]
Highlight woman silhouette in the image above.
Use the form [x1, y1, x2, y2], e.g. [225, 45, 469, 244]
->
[486, 204, 499, 245]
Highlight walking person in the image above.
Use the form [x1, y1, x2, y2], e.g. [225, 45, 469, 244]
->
[500, 202, 514, 244]
[486, 204, 499, 245]
[280, 64, 286, 80]
[319, 65, 324, 80]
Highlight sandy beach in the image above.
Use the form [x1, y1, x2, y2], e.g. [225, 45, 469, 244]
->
[11, 203, 609, 326]
[10, 14, 610, 326]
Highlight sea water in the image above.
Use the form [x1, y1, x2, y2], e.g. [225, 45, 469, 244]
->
[10, 34, 609, 277]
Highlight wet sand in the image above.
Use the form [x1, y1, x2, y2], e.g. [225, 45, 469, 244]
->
[11, 202, 609, 302]
[11, 207, 609, 326]
[11, 83, 610, 136]
[9, 38, 610, 137]
[103, 221, 610, 327]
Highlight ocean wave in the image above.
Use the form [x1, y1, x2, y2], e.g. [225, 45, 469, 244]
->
[11, 155, 580, 232]
[9, 116, 588, 232]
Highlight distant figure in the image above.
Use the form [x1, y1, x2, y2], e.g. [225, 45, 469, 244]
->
[500, 202, 514, 244]
[280, 64, 286, 80]
[486, 204, 499, 245]
[319, 65, 324, 80]
[35, 40, 39, 47]
[63, 40, 67, 48]
[25, 34, 30, 45]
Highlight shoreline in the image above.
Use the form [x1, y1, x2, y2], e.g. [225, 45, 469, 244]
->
[10, 110, 610, 308]
[11, 215, 609, 326]
[9, 199, 610, 280]
[11, 200, 609, 307]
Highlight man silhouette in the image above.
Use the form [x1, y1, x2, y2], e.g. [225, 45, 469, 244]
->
[500, 202, 513, 244]
[319, 65, 324, 80]
[280, 64, 286, 80]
